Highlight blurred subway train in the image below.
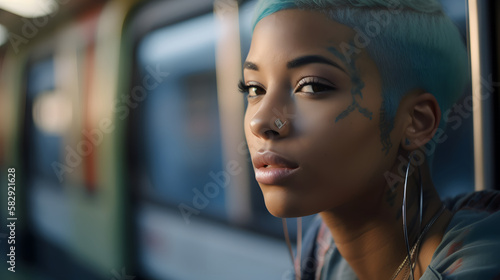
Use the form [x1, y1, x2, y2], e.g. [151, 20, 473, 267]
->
[0, 0, 498, 279]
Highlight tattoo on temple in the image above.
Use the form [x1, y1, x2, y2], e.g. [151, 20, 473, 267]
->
[379, 107, 394, 155]
[328, 44, 373, 122]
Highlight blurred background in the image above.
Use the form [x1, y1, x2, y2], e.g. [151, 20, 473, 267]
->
[0, 0, 498, 279]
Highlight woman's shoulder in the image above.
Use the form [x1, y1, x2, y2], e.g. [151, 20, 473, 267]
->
[424, 190, 500, 279]
[444, 190, 500, 213]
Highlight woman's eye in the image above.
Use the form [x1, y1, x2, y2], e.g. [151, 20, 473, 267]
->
[238, 80, 266, 97]
[247, 86, 265, 97]
[299, 83, 333, 94]
[296, 78, 336, 95]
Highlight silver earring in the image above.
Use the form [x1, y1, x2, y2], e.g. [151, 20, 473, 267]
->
[275, 118, 287, 130]
[402, 151, 422, 280]
[395, 152, 444, 280]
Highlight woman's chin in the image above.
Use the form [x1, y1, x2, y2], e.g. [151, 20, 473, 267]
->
[263, 190, 312, 218]
[266, 206, 302, 218]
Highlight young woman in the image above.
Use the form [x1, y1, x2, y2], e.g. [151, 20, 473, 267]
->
[239, 0, 500, 279]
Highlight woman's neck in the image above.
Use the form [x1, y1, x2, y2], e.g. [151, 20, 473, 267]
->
[319, 162, 452, 280]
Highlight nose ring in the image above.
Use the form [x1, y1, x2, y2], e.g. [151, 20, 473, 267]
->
[274, 118, 287, 130]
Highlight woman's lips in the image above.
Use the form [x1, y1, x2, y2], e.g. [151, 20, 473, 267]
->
[254, 167, 299, 185]
[252, 151, 299, 184]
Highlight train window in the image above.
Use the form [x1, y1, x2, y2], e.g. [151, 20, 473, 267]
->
[136, 12, 226, 219]
[23, 55, 76, 257]
[25, 57, 66, 187]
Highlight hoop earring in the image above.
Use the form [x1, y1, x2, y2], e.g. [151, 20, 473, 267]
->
[393, 152, 445, 280]
[402, 151, 421, 280]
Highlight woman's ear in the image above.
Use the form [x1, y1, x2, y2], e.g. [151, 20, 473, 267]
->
[401, 92, 441, 151]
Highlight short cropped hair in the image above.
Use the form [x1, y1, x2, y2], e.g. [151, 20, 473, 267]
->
[252, 0, 469, 151]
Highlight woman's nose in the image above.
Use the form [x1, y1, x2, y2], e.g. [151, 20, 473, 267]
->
[248, 95, 292, 140]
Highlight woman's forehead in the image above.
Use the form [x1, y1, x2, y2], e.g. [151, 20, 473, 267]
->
[251, 9, 356, 50]
[246, 9, 375, 77]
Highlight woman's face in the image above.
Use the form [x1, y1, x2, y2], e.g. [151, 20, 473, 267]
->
[243, 9, 401, 217]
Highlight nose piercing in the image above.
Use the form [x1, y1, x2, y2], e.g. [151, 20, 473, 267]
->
[275, 118, 287, 130]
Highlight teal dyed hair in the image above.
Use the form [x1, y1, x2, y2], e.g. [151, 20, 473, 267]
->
[251, 0, 469, 147]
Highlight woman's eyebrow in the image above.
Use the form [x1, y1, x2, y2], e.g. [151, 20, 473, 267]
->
[243, 61, 259, 71]
[243, 55, 347, 73]
[287, 55, 347, 74]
